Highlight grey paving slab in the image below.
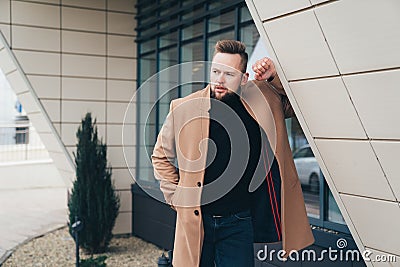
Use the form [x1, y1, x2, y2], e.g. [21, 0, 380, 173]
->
[0, 187, 68, 264]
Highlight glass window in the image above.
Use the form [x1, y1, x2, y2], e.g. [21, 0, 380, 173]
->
[240, 24, 259, 57]
[159, 47, 178, 69]
[141, 39, 156, 54]
[208, 1, 235, 10]
[181, 40, 204, 62]
[207, 31, 235, 61]
[328, 189, 346, 224]
[139, 53, 156, 84]
[182, 22, 203, 40]
[158, 47, 179, 135]
[160, 2, 178, 16]
[160, 31, 178, 48]
[208, 10, 235, 33]
[240, 6, 252, 22]
[288, 118, 321, 219]
[182, 8, 203, 21]
[181, 82, 205, 97]
[159, 16, 179, 29]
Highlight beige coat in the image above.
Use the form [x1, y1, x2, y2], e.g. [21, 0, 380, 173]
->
[152, 80, 314, 267]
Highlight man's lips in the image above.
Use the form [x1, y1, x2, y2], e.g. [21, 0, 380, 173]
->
[215, 86, 227, 93]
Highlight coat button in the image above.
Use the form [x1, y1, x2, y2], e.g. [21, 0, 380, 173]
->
[194, 210, 199, 216]
[197, 182, 201, 187]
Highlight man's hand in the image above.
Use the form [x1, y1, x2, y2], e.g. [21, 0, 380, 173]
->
[252, 57, 277, 82]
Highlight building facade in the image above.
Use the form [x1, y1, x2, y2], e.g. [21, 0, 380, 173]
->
[1, 0, 399, 266]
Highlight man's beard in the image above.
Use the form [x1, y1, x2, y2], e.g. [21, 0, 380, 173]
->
[211, 87, 241, 101]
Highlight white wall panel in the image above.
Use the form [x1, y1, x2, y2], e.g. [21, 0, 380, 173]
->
[62, 0, 106, 10]
[113, 212, 131, 235]
[62, 77, 106, 101]
[41, 99, 60, 122]
[48, 151, 74, 172]
[62, 54, 105, 78]
[108, 35, 135, 58]
[107, 80, 135, 102]
[107, 12, 135, 36]
[62, 7, 106, 32]
[107, 57, 136, 80]
[0, 0, 10, 23]
[39, 132, 63, 153]
[315, 139, 396, 201]
[107, 102, 133, 124]
[61, 100, 105, 123]
[264, 10, 338, 80]
[11, 1, 60, 28]
[61, 123, 105, 146]
[112, 168, 135, 190]
[309, 0, 331, 5]
[118, 190, 131, 212]
[17, 91, 41, 113]
[0, 24, 11, 44]
[14, 50, 60, 75]
[290, 77, 366, 138]
[12, 26, 60, 52]
[108, 146, 135, 168]
[62, 31, 106, 56]
[27, 112, 53, 133]
[252, 0, 310, 21]
[27, 75, 60, 99]
[27, 0, 60, 4]
[341, 194, 400, 256]
[315, 0, 400, 74]
[6, 71, 30, 95]
[107, 124, 136, 146]
[343, 70, 400, 140]
[0, 48, 17, 74]
[108, 0, 136, 13]
[372, 141, 400, 201]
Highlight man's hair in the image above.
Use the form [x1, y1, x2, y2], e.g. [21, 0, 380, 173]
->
[213, 40, 248, 73]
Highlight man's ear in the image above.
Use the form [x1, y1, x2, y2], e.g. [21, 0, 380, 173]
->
[241, 72, 249, 85]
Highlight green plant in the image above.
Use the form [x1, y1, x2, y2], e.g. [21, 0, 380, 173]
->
[80, 255, 107, 267]
[68, 112, 120, 254]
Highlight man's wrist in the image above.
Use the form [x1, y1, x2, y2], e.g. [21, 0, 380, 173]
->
[267, 75, 275, 82]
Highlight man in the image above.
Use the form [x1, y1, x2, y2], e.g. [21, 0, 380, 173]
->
[152, 40, 314, 267]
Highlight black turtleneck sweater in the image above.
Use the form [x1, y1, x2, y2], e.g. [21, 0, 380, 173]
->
[201, 93, 272, 215]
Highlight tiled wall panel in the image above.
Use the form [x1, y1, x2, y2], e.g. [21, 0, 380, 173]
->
[0, 0, 137, 235]
[247, 0, 400, 262]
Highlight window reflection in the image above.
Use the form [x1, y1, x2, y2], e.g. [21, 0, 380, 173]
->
[328, 189, 346, 224]
[208, 11, 235, 32]
[288, 118, 321, 218]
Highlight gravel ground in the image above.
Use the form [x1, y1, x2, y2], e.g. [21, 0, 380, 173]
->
[2, 226, 165, 267]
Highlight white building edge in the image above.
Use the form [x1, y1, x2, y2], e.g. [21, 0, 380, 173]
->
[246, 0, 400, 265]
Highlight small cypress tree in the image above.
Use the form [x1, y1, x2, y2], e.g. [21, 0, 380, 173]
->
[68, 112, 120, 254]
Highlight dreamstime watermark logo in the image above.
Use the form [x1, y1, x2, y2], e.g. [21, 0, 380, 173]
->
[256, 238, 397, 263]
[121, 61, 278, 207]
[336, 238, 347, 249]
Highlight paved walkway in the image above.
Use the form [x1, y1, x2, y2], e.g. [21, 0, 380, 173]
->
[0, 161, 68, 264]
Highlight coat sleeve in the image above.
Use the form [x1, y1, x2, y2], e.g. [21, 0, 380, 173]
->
[151, 100, 179, 208]
[268, 75, 296, 119]
[255, 75, 296, 119]
[281, 95, 295, 119]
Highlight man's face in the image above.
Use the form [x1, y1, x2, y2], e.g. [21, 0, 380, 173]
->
[210, 52, 249, 100]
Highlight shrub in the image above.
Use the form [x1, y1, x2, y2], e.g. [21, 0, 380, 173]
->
[80, 256, 107, 267]
[68, 113, 120, 254]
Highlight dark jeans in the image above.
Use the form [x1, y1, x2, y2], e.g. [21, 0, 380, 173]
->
[200, 210, 254, 267]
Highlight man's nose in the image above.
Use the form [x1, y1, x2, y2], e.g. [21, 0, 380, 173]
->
[216, 73, 225, 84]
